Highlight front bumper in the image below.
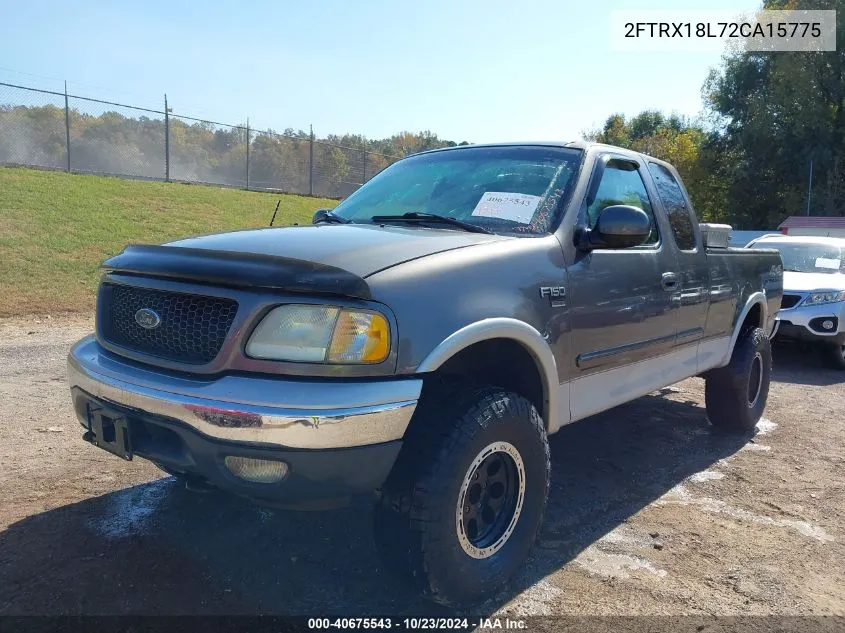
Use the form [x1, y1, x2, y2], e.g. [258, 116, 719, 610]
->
[774, 300, 845, 345]
[68, 336, 422, 503]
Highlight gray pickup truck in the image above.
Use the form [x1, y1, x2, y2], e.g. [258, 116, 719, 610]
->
[68, 141, 783, 605]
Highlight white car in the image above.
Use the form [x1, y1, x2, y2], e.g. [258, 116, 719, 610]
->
[747, 234, 845, 369]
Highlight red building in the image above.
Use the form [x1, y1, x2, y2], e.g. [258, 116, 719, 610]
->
[778, 216, 845, 238]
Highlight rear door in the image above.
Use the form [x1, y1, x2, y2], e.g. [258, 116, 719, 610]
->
[645, 162, 710, 348]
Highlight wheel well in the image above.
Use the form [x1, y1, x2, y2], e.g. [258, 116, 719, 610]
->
[431, 338, 546, 422]
[740, 301, 763, 338]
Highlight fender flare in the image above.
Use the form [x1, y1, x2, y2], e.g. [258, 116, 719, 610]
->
[416, 318, 560, 432]
[722, 291, 768, 366]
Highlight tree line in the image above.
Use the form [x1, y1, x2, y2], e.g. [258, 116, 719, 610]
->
[587, 0, 844, 229]
[2, 0, 842, 220]
[0, 97, 467, 198]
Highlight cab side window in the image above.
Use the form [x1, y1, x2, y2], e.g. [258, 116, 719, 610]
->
[647, 162, 696, 250]
[586, 161, 659, 245]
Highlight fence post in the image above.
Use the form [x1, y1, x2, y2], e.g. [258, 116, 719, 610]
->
[245, 118, 250, 191]
[64, 81, 71, 173]
[806, 158, 813, 216]
[164, 94, 171, 182]
[309, 124, 314, 196]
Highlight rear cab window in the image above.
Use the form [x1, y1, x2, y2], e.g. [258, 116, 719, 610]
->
[647, 162, 696, 250]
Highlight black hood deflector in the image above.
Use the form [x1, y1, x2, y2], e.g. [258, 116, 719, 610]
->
[101, 244, 372, 299]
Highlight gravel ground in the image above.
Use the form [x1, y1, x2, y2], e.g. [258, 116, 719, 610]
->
[0, 315, 843, 620]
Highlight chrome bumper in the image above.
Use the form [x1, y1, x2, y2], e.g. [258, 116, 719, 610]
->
[68, 336, 421, 450]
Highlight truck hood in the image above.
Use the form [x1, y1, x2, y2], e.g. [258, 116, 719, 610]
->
[101, 224, 509, 300]
[783, 270, 845, 292]
[166, 224, 509, 278]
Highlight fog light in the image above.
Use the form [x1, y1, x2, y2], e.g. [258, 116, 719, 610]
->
[822, 319, 835, 330]
[224, 456, 289, 483]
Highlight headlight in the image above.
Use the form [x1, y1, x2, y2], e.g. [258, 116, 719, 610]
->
[245, 305, 390, 364]
[802, 290, 845, 306]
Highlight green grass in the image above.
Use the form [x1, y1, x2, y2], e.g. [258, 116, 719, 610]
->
[0, 167, 336, 317]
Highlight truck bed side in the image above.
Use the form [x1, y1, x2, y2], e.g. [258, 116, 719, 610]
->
[699, 245, 783, 372]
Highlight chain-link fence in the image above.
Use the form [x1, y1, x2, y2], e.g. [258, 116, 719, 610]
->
[0, 81, 400, 198]
[68, 95, 166, 179]
[0, 83, 67, 171]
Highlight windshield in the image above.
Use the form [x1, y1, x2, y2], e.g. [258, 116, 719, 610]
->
[758, 241, 844, 274]
[331, 146, 582, 235]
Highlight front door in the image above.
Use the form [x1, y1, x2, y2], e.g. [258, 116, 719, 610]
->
[566, 155, 679, 421]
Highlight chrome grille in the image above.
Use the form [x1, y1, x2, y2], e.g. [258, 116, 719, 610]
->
[98, 283, 238, 364]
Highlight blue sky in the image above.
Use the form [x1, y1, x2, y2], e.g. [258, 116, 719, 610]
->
[0, 0, 761, 142]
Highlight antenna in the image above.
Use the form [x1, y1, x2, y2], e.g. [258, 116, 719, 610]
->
[269, 200, 281, 227]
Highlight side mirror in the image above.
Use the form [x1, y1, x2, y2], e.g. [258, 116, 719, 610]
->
[580, 205, 651, 250]
[312, 208, 332, 224]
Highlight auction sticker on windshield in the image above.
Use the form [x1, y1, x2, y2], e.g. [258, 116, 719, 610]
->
[472, 192, 541, 224]
[815, 257, 840, 270]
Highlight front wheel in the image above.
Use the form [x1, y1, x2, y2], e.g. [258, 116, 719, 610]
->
[705, 327, 772, 434]
[819, 342, 845, 370]
[373, 383, 550, 606]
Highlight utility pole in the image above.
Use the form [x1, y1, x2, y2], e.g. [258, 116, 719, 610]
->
[806, 158, 813, 216]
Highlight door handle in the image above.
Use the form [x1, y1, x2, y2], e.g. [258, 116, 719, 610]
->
[661, 272, 678, 291]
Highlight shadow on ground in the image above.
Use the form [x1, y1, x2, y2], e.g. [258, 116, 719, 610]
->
[771, 341, 845, 386]
[0, 389, 751, 616]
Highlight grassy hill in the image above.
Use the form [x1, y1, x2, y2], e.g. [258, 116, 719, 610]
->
[0, 167, 336, 317]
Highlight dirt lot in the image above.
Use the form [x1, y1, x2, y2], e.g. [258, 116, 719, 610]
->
[1, 315, 843, 619]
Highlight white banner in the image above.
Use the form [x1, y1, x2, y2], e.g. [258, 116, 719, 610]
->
[610, 10, 837, 53]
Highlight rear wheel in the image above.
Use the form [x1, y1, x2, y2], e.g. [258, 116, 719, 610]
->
[819, 342, 845, 370]
[373, 382, 549, 606]
[705, 327, 771, 434]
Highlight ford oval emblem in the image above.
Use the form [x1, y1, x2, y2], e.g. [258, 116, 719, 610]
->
[134, 308, 161, 330]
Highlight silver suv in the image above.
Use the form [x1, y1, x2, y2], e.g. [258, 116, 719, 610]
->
[747, 234, 845, 369]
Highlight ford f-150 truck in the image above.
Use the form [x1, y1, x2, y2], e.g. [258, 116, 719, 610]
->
[67, 142, 783, 605]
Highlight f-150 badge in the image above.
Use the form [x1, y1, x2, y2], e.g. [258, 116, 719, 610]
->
[540, 286, 566, 307]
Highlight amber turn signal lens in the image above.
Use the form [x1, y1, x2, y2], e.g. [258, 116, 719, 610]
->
[327, 310, 390, 363]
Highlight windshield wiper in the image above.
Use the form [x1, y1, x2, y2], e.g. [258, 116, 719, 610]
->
[313, 209, 352, 225]
[370, 212, 492, 234]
